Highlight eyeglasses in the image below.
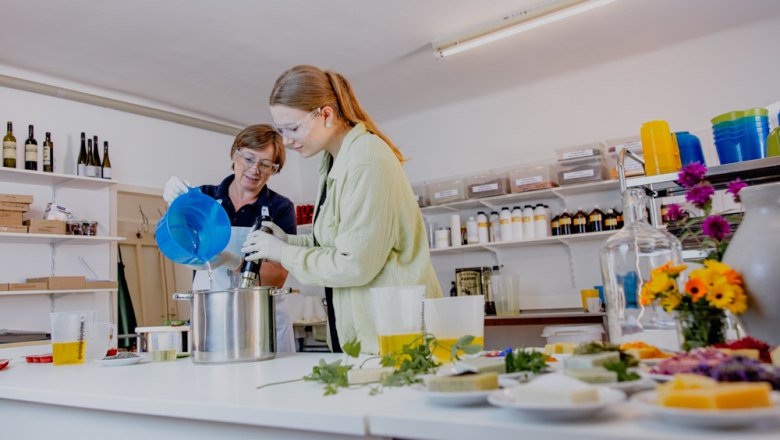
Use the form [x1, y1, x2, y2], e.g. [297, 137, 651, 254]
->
[272, 108, 321, 142]
[234, 150, 280, 174]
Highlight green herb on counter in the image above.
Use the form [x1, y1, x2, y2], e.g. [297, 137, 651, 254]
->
[505, 349, 549, 374]
[603, 360, 641, 382]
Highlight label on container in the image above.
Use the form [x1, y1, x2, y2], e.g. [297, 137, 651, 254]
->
[589, 213, 603, 223]
[562, 149, 596, 160]
[43, 147, 51, 165]
[563, 169, 595, 180]
[534, 215, 547, 221]
[512, 217, 522, 223]
[574, 217, 586, 226]
[77, 163, 86, 176]
[615, 140, 642, 152]
[515, 175, 543, 186]
[472, 183, 499, 193]
[434, 189, 459, 199]
[2, 141, 15, 159]
[102, 168, 112, 179]
[86, 165, 98, 178]
[25, 143, 36, 161]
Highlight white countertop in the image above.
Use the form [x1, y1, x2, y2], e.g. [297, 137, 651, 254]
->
[1, 344, 779, 439]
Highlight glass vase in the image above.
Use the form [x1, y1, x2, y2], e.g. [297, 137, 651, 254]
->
[600, 188, 683, 347]
[678, 306, 727, 351]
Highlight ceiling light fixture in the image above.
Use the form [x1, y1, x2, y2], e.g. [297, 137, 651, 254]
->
[432, 0, 618, 58]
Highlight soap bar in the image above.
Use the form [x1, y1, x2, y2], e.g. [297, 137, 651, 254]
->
[658, 382, 772, 410]
[508, 373, 599, 404]
[427, 372, 499, 392]
[454, 357, 506, 375]
[564, 368, 618, 383]
[544, 342, 576, 355]
[719, 348, 760, 360]
[347, 367, 395, 385]
[563, 352, 620, 369]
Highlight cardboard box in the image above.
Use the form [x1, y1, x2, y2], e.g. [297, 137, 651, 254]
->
[0, 201, 30, 212]
[0, 225, 28, 233]
[9, 282, 48, 291]
[0, 283, 8, 291]
[85, 280, 118, 289]
[24, 219, 66, 235]
[0, 194, 33, 204]
[27, 276, 87, 290]
[0, 210, 23, 226]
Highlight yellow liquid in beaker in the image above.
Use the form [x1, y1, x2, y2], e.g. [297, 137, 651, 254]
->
[52, 341, 86, 365]
[377, 333, 423, 363]
[432, 337, 484, 363]
[152, 349, 177, 362]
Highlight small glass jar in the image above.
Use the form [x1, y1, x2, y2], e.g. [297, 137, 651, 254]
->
[66, 220, 82, 235]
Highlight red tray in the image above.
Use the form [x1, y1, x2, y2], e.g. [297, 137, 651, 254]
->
[25, 354, 53, 363]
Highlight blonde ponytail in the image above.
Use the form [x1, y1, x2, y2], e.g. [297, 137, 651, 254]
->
[270, 65, 405, 163]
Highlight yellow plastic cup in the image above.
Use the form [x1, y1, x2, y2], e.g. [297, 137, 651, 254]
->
[641, 120, 682, 175]
[580, 289, 600, 312]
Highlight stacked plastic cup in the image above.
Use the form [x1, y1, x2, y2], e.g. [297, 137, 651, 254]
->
[767, 110, 780, 158]
[674, 132, 705, 166]
[711, 108, 770, 164]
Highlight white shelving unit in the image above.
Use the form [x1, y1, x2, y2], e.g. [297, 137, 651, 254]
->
[0, 288, 118, 297]
[0, 167, 116, 190]
[0, 232, 125, 245]
[430, 230, 616, 255]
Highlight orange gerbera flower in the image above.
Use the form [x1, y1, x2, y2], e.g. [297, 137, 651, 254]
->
[724, 270, 742, 285]
[685, 278, 707, 302]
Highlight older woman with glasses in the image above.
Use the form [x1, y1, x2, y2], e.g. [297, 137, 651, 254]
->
[241, 65, 441, 354]
[163, 124, 297, 352]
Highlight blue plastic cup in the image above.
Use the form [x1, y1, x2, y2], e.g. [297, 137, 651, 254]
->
[674, 132, 705, 166]
[714, 137, 743, 164]
[156, 187, 231, 266]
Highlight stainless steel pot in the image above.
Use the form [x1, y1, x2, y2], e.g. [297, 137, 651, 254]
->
[173, 286, 296, 364]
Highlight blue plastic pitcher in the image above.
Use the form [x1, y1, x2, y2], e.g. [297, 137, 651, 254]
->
[674, 132, 705, 166]
[156, 187, 231, 266]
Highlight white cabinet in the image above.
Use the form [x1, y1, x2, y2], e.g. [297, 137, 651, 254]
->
[0, 167, 124, 332]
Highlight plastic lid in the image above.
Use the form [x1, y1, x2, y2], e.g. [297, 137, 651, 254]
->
[711, 111, 743, 126]
[541, 324, 604, 337]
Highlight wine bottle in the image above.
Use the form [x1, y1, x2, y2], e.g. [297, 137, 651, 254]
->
[43, 132, 53, 173]
[2, 122, 16, 168]
[86, 139, 98, 177]
[238, 206, 273, 288]
[24, 125, 38, 171]
[77, 132, 87, 176]
[101, 141, 112, 179]
[92, 135, 101, 168]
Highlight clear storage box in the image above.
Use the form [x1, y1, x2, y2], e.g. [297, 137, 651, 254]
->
[427, 178, 467, 205]
[412, 183, 430, 207]
[555, 142, 606, 162]
[556, 156, 608, 185]
[606, 136, 645, 179]
[465, 173, 509, 199]
[508, 164, 559, 193]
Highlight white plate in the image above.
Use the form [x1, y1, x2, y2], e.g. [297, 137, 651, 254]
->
[632, 390, 780, 429]
[602, 377, 655, 394]
[487, 386, 625, 420]
[641, 371, 673, 383]
[423, 377, 518, 406]
[94, 354, 144, 366]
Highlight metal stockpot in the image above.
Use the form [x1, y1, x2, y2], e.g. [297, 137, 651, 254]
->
[173, 286, 296, 364]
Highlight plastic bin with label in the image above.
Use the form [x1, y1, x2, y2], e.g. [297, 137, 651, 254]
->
[555, 142, 606, 162]
[466, 172, 509, 199]
[427, 178, 467, 205]
[412, 183, 430, 207]
[606, 136, 645, 179]
[556, 156, 608, 185]
[541, 324, 604, 344]
[508, 164, 559, 193]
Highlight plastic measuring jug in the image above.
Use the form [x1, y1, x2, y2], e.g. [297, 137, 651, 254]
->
[50, 311, 94, 365]
[641, 120, 681, 175]
[150, 331, 179, 362]
[424, 295, 484, 362]
[156, 187, 231, 266]
[85, 322, 117, 361]
[370, 285, 425, 357]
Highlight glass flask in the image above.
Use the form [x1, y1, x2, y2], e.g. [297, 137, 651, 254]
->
[600, 188, 682, 347]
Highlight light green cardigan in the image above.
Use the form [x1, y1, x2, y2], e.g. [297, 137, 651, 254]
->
[281, 123, 442, 353]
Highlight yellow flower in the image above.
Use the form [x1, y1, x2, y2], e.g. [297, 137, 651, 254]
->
[728, 292, 748, 314]
[659, 291, 682, 312]
[724, 270, 742, 285]
[703, 260, 731, 275]
[651, 262, 687, 277]
[707, 282, 736, 309]
[647, 273, 674, 294]
[689, 267, 713, 287]
[666, 264, 687, 276]
[640, 284, 656, 306]
[684, 278, 708, 302]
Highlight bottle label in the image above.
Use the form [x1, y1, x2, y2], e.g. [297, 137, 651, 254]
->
[563, 169, 595, 180]
[606, 218, 616, 227]
[471, 183, 498, 193]
[574, 217, 586, 225]
[559, 218, 572, 225]
[102, 168, 112, 179]
[515, 175, 543, 186]
[478, 222, 488, 228]
[43, 147, 51, 165]
[77, 164, 86, 176]
[589, 214, 602, 223]
[522, 217, 532, 223]
[25, 143, 36, 161]
[534, 215, 547, 221]
[500, 219, 510, 225]
[2, 141, 15, 159]
[562, 149, 596, 160]
[512, 217, 522, 223]
[434, 189, 458, 199]
[86, 165, 98, 177]
[551, 220, 559, 228]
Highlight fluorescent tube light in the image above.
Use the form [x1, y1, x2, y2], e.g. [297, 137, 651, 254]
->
[433, 0, 618, 58]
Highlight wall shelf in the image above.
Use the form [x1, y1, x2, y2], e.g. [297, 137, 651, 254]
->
[0, 167, 118, 189]
[429, 230, 615, 255]
[0, 232, 125, 245]
[0, 288, 117, 297]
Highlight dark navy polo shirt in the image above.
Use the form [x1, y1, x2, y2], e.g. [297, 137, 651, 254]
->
[200, 175, 297, 235]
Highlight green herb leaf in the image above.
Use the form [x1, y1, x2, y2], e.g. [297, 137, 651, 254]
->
[342, 337, 361, 358]
[603, 360, 640, 382]
[505, 348, 548, 374]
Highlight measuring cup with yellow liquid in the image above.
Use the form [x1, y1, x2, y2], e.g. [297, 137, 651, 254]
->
[370, 285, 425, 363]
[424, 295, 484, 362]
[50, 311, 93, 366]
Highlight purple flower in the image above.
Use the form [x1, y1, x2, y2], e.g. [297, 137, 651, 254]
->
[666, 203, 686, 222]
[686, 183, 715, 209]
[677, 162, 708, 188]
[702, 215, 731, 241]
[726, 178, 747, 203]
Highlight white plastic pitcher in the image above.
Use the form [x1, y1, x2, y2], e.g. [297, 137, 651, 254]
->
[424, 295, 484, 361]
[370, 285, 425, 356]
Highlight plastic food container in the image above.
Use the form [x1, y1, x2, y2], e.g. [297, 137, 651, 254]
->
[25, 354, 54, 363]
[412, 183, 430, 207]
[541, 324, 604, 344]
[465, 173, 509, 198]
[606, 136, 644, 179]
[427, 178, 467, 205]
[555, 142, 606, 162]
[508, 164, 559, 193]
[557, 157, 608, 185]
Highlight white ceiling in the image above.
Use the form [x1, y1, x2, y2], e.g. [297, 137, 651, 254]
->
[2, 0, 780, 128]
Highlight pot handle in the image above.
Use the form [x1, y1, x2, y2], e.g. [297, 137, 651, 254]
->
[173, 292, 194, 300]
[270, 288, 300, 297]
